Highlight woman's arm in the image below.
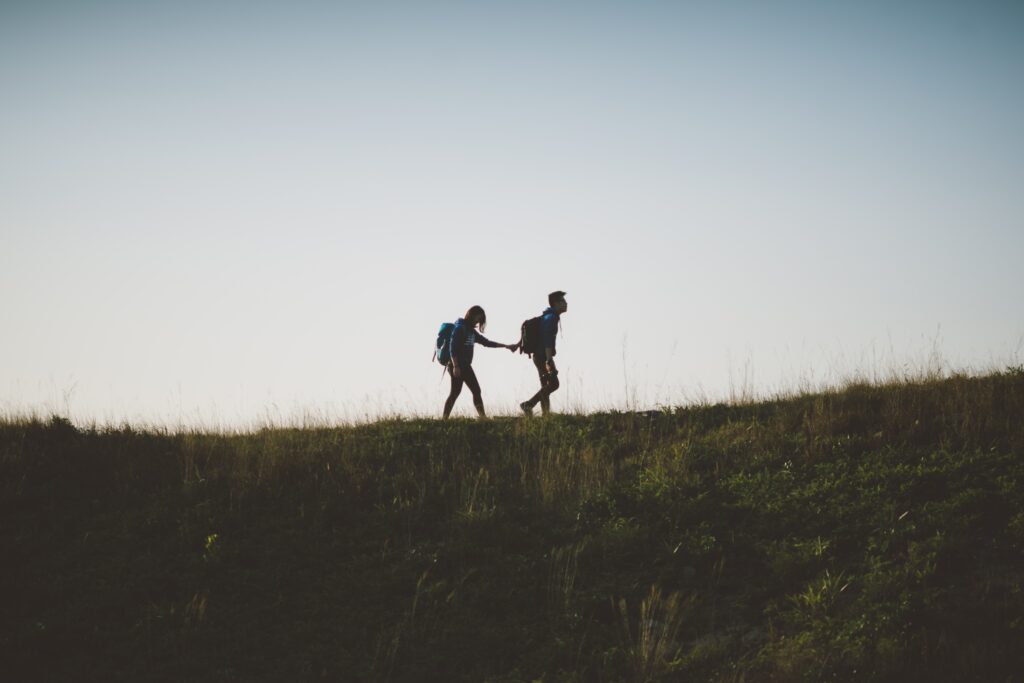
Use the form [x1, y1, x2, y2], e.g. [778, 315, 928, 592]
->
[476, 334, 517, 351]
[450, 325, 466, 375]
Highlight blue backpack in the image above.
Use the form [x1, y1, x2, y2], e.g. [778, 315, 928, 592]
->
[434, 322, 455, 365]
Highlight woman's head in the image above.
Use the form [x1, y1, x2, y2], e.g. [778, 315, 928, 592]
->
[464, 305, 487, 331]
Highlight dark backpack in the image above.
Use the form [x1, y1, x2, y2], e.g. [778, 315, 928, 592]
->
[434, 322, 455, 365]
[518, 316, 544, 357]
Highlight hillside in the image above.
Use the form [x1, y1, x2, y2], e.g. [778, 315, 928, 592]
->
[2, 371, 1023, 682]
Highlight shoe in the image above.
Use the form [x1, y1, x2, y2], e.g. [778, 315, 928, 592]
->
[519, 401, 533, 417]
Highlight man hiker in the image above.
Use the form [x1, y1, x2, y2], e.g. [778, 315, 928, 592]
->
[519, 291, 567, 416]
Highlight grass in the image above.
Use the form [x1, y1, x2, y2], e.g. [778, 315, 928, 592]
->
[2, 368, 1023, 681]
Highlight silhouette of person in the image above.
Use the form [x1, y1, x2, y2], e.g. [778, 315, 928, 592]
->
[520, 291, 567, 416]
[444, 305, 516, 419]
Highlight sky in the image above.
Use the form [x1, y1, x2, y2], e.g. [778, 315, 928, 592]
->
[2, 0, 1022, 426]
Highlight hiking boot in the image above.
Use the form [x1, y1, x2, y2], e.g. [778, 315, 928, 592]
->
[519, 401, 533, 417]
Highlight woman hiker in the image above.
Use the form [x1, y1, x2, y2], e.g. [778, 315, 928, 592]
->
[444, 305, 517, 419]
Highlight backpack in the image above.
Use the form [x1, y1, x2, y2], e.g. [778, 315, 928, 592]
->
[518, 316, 544, 357]
[434, 322, 455, 365]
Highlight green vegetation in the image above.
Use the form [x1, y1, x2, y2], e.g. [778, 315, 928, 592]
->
[3, 370, 1024, 681]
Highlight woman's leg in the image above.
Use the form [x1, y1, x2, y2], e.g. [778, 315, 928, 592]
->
[461, 365, 486, 418]
[443, 366, 464, 419]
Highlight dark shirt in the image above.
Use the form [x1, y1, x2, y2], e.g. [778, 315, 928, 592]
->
[541, 307, 560, 356]
[451, 317, 502, 365]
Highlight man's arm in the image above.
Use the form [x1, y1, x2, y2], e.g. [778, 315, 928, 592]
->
[541, 315, 558, 361]
[545, 348, 557, 373]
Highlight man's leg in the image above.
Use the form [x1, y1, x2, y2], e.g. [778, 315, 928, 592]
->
[540, 365, 559, 415]
[536, 355, 552, 415]
[524, 356, 559, 415]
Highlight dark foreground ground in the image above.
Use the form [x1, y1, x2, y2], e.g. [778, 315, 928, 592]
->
[2, 370, 1024, 682]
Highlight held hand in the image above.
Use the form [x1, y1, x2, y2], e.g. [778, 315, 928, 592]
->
[451, 365, 462, 379]
[507, 343, 518, 352]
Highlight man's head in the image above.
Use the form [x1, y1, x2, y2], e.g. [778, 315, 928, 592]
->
[549, 290, 567, 314]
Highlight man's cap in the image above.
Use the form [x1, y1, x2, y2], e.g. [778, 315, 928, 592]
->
[549, 290, 567, 299]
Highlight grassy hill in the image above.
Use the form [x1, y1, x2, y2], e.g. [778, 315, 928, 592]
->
[2, 370, 1023, 682]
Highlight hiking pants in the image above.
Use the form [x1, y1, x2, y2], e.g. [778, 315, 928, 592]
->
[444, 363, 485, 418]
[527, 355, 560, 415]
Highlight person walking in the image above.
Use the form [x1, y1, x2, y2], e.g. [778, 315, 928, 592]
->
[520, 291, 567, 416]
[443, 305, 517, 419]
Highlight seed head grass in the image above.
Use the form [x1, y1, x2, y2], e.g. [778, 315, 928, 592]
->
[2, 368, 1023, 681]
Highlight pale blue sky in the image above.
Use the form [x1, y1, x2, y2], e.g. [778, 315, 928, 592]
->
[2, 1, 1022, 424]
